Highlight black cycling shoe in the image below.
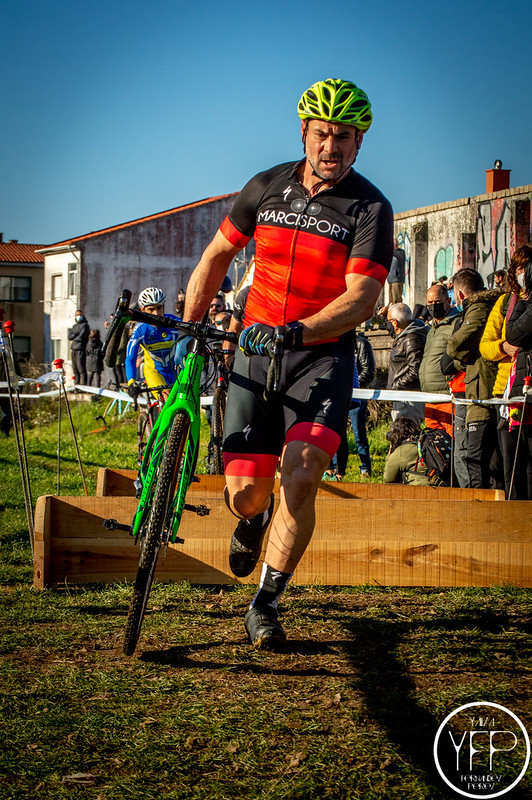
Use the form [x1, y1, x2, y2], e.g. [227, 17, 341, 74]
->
[244, 605, 286, 649]
[229, 494, 274, 577]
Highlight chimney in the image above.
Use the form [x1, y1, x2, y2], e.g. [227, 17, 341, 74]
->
[0, 233, 3, 242]
[9, 239, 18, 244]
[486, 159, 510, 193]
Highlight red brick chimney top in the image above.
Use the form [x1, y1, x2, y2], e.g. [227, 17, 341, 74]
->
[486, 159, 510, 193]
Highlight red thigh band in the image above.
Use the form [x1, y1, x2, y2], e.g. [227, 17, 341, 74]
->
[223, 453, 280, 478]
[285, 422, 340, 458]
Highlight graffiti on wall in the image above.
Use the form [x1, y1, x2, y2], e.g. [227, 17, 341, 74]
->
[396, 230, 411, 288]
[434, 245, 454, 280]
[476, 199, 511, 281]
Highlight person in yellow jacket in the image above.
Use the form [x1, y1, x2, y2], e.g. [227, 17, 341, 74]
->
[479, 245, 530, 498]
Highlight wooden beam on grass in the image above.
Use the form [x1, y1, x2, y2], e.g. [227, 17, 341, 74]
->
[33, 488, 529, 589]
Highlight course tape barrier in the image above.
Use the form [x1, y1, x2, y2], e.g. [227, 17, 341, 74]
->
[0, 384, 527, 408]
[0, 381, 215, 407]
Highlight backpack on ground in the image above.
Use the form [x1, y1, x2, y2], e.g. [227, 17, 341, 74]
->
[417, 428, 453, 486]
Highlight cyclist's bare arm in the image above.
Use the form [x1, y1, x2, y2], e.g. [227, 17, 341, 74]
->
[184, 231, 241, 322]
[222, 312, 242, 369]
[297, 273, 382, 344]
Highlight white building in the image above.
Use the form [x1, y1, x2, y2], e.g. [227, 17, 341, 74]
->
[39, 194, 238, 367]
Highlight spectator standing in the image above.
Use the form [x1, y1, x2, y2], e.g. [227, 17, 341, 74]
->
[387, 240, 405, 303]
[492, 270, 508, 291]
[0, 357, 12, 435]
[479, 246, 530, 498]
[440, 331, 468, 489]
[505, 252, 532, 498]
[386, 302, 428, 424]
[418, 284, 459, 435]
[223, 285, 250, 371]
[209, 295, 226, 323]
[86, 329, 104, 388]
[175, 289, 186, 318]
[68, 309, 90, 386]
[105, 314, 128, 388]
[444, 269, 500, 488]
[348, 331, 376, 477]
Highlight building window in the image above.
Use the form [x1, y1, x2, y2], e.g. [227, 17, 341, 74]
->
[0, 276, 32, 302]
[13, 336, 31, 361]
[51, 274, 63, 300]
[68, 263, 78, 296]
[51, 339, 61, 361]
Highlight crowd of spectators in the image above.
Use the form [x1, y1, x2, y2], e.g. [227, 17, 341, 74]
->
[63, 245, 532, 499]
[379, 244, 532, 498]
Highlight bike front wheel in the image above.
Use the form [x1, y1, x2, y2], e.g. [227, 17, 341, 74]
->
[123, 410, 191, 655]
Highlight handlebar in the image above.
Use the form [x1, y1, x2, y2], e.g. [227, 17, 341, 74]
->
[103, 289, 238, 368]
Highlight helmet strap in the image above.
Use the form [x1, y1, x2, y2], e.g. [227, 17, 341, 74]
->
[301, 119, 309, 152]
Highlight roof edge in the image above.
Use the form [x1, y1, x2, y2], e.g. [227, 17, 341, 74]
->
[394, 183, 532, 220]
[38, 193, 238, 252]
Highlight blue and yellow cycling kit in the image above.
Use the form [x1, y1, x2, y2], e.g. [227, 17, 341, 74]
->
[125, 315, 181, 393]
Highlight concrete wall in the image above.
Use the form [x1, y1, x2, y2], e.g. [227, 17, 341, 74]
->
[393, 184, 532, 310]
[43, 195, 237, 368]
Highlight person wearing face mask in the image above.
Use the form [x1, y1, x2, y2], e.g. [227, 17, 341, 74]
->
[385, 303, 428, 424]
[505, 250, 532, 498]
[479, 245, 532, 498]
[443, 269, 501, 489]
[418, 284, 459, 435]
[68, 309, 90, 386]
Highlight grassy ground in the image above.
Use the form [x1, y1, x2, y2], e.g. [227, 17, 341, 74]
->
[0, 397, 531, 799]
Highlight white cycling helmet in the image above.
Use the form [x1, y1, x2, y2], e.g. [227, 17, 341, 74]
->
[138, 286, 166, 306]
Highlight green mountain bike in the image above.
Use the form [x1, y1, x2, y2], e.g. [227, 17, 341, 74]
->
[102, 290, 238, 655]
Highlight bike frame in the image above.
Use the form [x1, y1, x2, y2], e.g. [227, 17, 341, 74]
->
[132, 340, 205, 543]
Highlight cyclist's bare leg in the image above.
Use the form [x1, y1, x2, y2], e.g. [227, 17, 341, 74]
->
[224, 439, 329, 571]
[264, 440, 330, 574]
[224, 477, 275, 520]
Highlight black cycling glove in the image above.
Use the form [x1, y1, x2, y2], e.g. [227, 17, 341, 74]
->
[239, 322, 304, 357]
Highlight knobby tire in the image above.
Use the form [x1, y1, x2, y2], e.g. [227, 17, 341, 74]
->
[211, 386, 226, 475]
[123, 411, 191, 655]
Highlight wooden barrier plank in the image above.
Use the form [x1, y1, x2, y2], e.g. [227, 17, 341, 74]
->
[95, 468, 505, 501]
[33, 493, 531, 589]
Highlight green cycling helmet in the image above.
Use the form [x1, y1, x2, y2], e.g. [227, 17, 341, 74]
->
[297, 78, 372, 132]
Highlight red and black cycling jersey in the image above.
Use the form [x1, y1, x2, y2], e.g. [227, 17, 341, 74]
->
[220, 160, 393, 329]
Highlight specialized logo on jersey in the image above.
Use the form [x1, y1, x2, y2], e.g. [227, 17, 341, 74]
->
[282, 186, 292, 202]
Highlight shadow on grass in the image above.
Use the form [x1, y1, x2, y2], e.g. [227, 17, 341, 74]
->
[343, 615, 531, 800]
[27, 449, 104, 468]
[140, 638, 356, 677]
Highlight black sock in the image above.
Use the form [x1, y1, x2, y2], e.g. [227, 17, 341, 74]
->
[250, 563, 292, 610]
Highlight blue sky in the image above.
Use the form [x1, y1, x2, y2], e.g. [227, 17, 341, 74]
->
[2, 0, 531, 244]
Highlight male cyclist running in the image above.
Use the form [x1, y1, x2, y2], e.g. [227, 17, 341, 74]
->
[125, 287, 182, 401]
[183, 78, 393, 648]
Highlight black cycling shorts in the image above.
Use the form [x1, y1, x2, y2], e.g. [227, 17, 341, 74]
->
[223, 337, 354, 478]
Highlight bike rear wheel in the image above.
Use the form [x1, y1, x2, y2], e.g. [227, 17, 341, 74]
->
[210, 386, 226, 475]
[124, 411, 191, 655]
[137, 405, 160, 465]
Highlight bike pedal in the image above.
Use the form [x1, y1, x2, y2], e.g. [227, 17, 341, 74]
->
[103, 518, 132, 534]
[184, 503, 210, 517]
